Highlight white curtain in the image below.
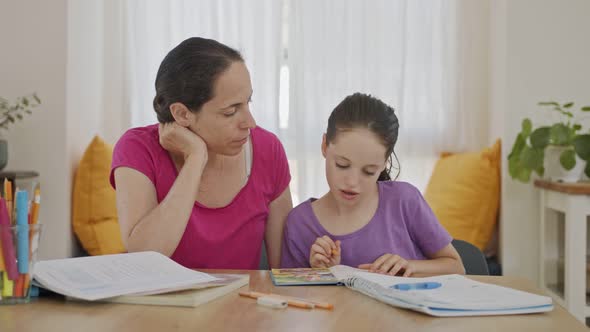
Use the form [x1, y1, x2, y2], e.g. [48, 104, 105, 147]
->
[124, 0, 284, 132]
[286, 0, 488, 201]
[120, 0, 490, 203]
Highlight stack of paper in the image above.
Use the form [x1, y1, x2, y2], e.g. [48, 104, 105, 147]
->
[33, 251, 221, 301]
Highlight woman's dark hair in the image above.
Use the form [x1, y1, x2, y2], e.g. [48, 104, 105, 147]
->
[153, 37, 244, 123]
[326, 93, 400, 181]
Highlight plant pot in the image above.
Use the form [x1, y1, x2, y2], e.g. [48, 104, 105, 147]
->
[0, 139, 6, 171]
[543, 145, 585, 182]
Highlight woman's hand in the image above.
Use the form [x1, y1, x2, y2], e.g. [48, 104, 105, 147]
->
[309, 236, 341, 268]
[358, 254, 415, 277]
[159, 122, 208, 161]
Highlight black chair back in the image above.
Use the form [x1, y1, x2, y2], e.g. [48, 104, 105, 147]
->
[452, 239, 490, 275]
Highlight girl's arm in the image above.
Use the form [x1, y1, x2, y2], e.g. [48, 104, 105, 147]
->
[264, 186, 293, 268]
[359, 244, 465, 277]
[409, 243, 465, 277]
[114, 153, 206, 257]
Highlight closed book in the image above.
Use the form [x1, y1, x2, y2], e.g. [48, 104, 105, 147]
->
[100, 274, 249, 307]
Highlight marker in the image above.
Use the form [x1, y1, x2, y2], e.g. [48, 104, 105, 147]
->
[15, 190, 29, 273]
[391, 282, 442, 291]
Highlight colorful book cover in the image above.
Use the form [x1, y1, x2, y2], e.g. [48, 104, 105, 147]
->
[270, 268, 342, 286]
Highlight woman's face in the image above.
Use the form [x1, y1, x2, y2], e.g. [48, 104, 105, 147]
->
[189, 61, 256, 156]
[323, 128, 386, 206]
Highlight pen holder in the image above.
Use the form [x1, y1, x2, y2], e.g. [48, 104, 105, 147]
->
[0, 223, 42, 304]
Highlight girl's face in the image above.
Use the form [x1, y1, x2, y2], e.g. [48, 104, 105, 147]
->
[188, 61, 256, 156]
[322, 128, 387, 205]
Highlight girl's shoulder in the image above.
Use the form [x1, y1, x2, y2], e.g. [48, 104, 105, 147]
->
[286, 199, 315, 223]
[378, 180, 422, 199]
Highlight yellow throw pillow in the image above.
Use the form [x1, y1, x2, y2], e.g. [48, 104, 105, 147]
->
[72, 136, 125, 255]
[424, 140, 501, 251]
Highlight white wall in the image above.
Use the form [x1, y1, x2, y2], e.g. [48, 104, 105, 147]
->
[0, 0, 72, 260]
[492, 0, 590, 281]
[0, 0, 124, 259]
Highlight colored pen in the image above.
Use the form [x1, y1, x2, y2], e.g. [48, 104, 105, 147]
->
[392, 282, 442, 291]
[239, 291, 315, 309]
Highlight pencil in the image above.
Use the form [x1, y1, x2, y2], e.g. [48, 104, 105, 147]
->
[4, 180, 12, 225]
[261, 291, 333, 310]
[240, 291, 315, 309]
[30, 186, 40, 225]
[239, 291, 331, 310]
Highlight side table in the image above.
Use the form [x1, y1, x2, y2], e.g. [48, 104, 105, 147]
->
[535, 179, 590, 323]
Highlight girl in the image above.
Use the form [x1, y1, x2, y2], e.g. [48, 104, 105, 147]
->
[280, 93, 464, 276]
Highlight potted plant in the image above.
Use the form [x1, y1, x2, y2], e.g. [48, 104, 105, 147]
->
[0, 93, 41, 170]
[508, 101, 590, 183]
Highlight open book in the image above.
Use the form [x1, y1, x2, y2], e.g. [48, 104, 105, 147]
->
[274, 265, 553, 317]
[33, 251, 220, 301]
[270, 267, 343, 285]
[98, 274, 249, 307]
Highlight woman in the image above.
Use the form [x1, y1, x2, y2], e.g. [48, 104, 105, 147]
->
[110, 37, 292, 269]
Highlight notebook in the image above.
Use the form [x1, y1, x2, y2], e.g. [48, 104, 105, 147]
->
[95, 274, 249, 307]
[33, 251, 220, 301]
[273, 265, 554, 317]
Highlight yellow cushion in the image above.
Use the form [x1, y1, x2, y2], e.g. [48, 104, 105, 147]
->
[424, 140, 501, 251]
[72, 136, 125, 255]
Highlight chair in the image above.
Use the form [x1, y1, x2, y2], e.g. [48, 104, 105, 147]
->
[452, 239, 489, 275]
[259, 241, 269, 270]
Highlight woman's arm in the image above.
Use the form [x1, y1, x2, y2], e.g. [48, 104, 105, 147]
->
[264, 186, 293, 268]
[115, 153, 206, 256]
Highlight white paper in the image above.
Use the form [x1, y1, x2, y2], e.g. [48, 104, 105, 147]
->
[33, 251, 219, 301]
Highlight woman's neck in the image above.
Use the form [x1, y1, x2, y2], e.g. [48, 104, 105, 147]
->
[170, 149, 243, 175]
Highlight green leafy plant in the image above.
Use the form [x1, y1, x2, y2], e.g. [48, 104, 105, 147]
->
[0, 93, 41, 131]
[508, 101, 590, 182]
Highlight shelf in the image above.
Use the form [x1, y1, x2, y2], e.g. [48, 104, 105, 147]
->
[534, 179, 590, 195]
[544, 284, 565, 308]
[545, 282, 590, 308]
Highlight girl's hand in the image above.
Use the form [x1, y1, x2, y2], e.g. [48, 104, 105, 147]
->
[358, 254, 415, 277]
[159, 122, 208, 161]
[309, 236, 341, 268]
